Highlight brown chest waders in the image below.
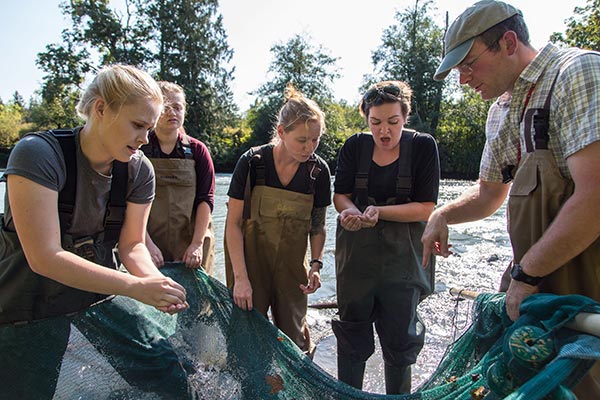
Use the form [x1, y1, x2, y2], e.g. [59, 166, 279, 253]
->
[225, 184, 314, 353]
[148, 157, 215, 274]
[507, 53, 600, 398]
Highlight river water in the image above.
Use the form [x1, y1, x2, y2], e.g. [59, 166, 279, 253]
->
[210, 174, 512, 394]
[0, 174, 512, 395]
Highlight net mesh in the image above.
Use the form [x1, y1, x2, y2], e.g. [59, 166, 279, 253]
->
[2, 262, 600, 399]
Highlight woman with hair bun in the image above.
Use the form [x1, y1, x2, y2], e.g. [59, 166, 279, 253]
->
[225, 84, 331, 356]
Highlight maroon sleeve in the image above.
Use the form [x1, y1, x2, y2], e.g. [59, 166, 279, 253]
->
[189, 137, 215, 212]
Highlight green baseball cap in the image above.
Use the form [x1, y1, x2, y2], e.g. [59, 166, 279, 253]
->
[434, 0, 522, 81]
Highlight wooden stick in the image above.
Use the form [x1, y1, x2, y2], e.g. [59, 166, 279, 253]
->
[449, 287, 479, 301]
[565, 313, 600, 338]
[308, 301, 338, 309]
[448, 287, 600, 338]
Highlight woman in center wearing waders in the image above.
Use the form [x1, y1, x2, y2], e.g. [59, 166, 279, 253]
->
[333, 80, 440, 394]
[141, 81, 216, 273]
[225, 85, 331, 356]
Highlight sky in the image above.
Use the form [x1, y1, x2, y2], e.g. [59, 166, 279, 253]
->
[0, 0, 584, 112]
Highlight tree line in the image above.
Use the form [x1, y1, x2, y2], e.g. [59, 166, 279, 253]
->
[1, 0, 598, 178]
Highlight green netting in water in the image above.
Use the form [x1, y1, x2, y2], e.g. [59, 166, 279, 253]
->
[2, 262, 600, 399]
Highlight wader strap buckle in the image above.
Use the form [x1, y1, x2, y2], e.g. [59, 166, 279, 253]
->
[73, 237, 96, 261]
[502, 165, 516, 184]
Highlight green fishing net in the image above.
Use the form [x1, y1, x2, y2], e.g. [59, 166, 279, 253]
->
[1, 262, 599, 399]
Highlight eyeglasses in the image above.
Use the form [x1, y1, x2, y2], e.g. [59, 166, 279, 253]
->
[363, 84, 401, 104]
[456, 45, 493, 75]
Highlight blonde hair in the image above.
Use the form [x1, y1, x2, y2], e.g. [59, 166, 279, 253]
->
[157, 81, 187, 112]
[273, 83, 325, 141]
[76, 64, 163, 120]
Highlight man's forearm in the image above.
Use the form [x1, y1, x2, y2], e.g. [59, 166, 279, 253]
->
[437, 180, 509, 225]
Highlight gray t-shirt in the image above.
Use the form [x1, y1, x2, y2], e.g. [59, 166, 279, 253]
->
[3, 128, 155, 237]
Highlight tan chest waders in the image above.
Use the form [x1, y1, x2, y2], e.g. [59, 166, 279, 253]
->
[148, 156, 215, 274]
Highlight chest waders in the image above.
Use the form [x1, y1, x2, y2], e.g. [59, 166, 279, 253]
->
[507, 53, 600, 398]
[0, 131, 195, 400]
[333, 131, 434, 394]
[0, 130, 127, 325]
[146, 140, 215, 274]
[225, 150, 320, 354]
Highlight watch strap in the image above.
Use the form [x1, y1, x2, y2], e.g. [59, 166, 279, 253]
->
[511, 263, 543, 286]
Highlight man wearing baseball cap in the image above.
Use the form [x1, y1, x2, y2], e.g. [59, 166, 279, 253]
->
[422, 1, 600, 397]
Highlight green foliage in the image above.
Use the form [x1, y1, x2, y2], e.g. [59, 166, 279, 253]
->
[247, 34, 340, 149]
[36, 0, 237, 151]
[35, 23, 93, 129]
[318, 101, 365, 171]
[210, 119, 253, 171]
[245, 99, 278, 147]
[254, 34, 340, 104]
[0, 102, 24, 148]
[369, 0, 445, 135]
[147, 0, 238, 142]
[67, 0, 153, 66]
[550, 0, 600, 50]
[436, 88, 491, 179]
[28, 89, 84, 131]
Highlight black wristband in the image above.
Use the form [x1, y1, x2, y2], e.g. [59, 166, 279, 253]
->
[310, 259, 323, 270]
[510, 263, 543, 286]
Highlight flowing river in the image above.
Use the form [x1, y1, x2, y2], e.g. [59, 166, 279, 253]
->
[0, 174, 512, 395]
[210, 175, 512, 394]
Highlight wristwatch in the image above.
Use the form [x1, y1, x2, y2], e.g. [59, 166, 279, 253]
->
[510, 263, 543, 286]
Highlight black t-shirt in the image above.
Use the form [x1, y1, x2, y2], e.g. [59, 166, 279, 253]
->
[334, 132, 440, 204]
[228, 144, 332, 208]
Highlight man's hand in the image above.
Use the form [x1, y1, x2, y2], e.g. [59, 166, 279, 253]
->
[505, 279, 539, 320]
[421, 211, 453, 266]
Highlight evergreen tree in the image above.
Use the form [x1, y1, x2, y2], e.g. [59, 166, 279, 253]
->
[369, 0, 444, 134]
[35, 0, 236, 146]
[146, 0, 237, 142]
[249, 34, 340, 146]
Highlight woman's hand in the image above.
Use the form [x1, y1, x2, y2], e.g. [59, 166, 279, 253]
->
[131, 275, 189, 314]
[339, 208, 363, 231]
[233, 278, 253, 311]
[360, 206, 379, 228]
[300, 266, 321, 294]
[182, 241, 204, 269]
[146, 239, 165, 268]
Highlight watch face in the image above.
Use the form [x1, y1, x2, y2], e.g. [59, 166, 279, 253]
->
[511, 263, 542, 286]
[510, 263, 521, 279]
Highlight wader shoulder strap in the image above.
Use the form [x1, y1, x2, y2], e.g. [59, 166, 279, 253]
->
[179, 134, 194, 160]
[51, 130, 127, 240]
[104, 161, 128, 243]
[242, 147, 264, 220]
[305, 154, 322, 195]
[523, 51, 600, 153]
[354, 133, 374, 207]
[52, 129, 79, 233]
[395, 130, 416, 204]
[142, 134, 194, 160]
[353, 131, 415, 206]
